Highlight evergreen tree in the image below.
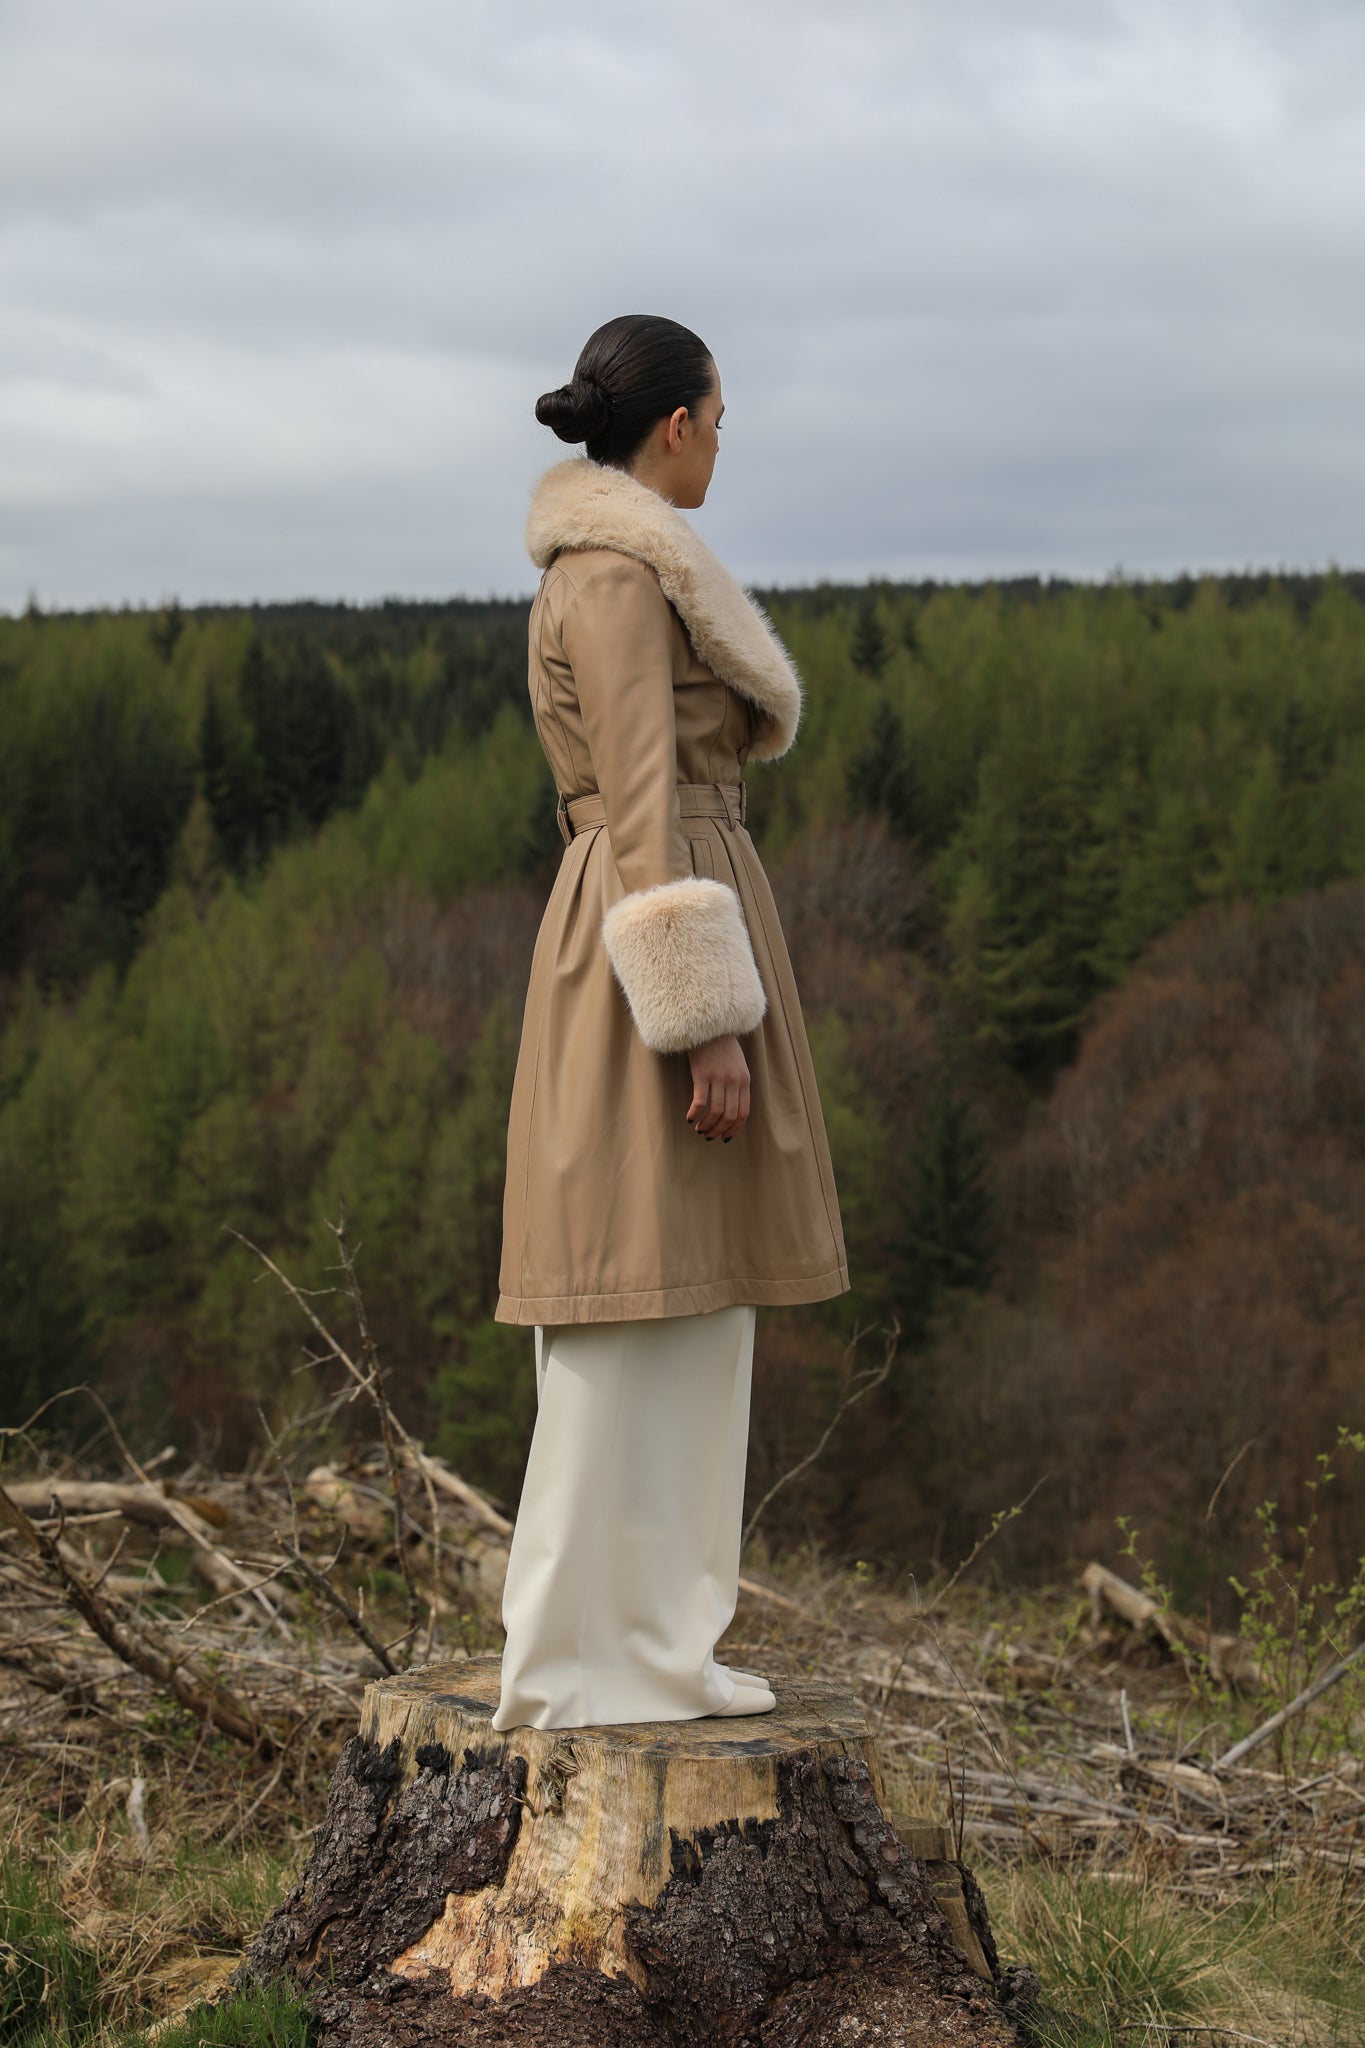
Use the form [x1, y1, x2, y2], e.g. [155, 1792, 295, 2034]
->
[889, 1066, 994, 1351]
[239, 632, 355, 839]
[852, 596, 889, 677]
[69, 687, 195, 968]
[199, 683, 267, 874]
[846, 697, 917, 837]
[148, 601, 185, 664]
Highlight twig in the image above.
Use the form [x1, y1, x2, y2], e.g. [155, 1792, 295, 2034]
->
[742, 1319, 897, 1551]
[227, 1212, 445, 1664]
[1203, 1438, 1255, 1680]
[174, 1556, 297, 1634]
[1120, 1687, 1136, 1756]
[277, 1542, 395, 1677]
[0, 1480, 275, 1755]
[922, 1472, 1052, 1618]
[873, 1475, 1050, 1734]
[10, 1389, 290, 1636]
[254, 1407, 394, 1675]
[325, 1200, 425, 1657]
[1213, 1640, 1365, 1773]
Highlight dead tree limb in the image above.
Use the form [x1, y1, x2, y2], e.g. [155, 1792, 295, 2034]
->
[0, 1480, 277, 1755]
[1213, 1640, 1365, 1773]
[1082, 1562, 1260, 1690]
[276, 1542, 396, 1678]
[9, 1388, 291, 1635]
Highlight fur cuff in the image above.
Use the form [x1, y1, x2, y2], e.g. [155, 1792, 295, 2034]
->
[602, 876, 768, 1054]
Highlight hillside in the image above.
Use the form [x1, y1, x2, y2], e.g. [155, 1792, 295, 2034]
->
[4, 568, 1365, 1593]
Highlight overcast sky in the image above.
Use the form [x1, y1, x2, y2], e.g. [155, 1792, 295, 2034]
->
[1, 0, 1361, 610]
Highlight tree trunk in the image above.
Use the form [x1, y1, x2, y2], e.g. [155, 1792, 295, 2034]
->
[244, 1656, 1032, 2047]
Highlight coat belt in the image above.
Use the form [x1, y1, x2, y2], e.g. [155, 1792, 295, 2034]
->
[555, 780, 747, 847]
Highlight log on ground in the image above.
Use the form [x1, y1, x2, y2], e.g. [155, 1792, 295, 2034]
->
[244, 1655, 1030, 2047]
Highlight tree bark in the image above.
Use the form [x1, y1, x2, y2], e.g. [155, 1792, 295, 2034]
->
[244, 1656, 1030, 2047]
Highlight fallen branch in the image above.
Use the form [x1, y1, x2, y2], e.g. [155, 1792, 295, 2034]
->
[736, 1573, 813, 1615]
[276, 1542, 395, 1677]
[3, 1481, 223, 1530]
[414, 1451, 512, 1539]
[1081, 1561, 1259, 1689]
[0, 1480, 276, 1756]
[9, 1390, 291, 1635]
[1213, 1639, 1365, 1773]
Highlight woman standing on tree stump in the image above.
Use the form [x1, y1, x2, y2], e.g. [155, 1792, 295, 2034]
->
[492, 315, 850, 1732]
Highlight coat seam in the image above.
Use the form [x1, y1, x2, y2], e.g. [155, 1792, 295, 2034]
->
[737, 863, 846, 1261]
[535, 575, 587, 795]
[514, 848, 583, 1291]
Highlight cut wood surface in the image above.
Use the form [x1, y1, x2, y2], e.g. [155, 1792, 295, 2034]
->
[245, 1655, 1024, 2048]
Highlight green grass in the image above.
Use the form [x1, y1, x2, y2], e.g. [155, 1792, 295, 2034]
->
[991, 1858, 1365, 2047]
[0, 1814, 301, 2048]
[1000, 1867, 1226, 2045]
[0, 1851, 102, 2046]
[122, 1984, 315, 2048]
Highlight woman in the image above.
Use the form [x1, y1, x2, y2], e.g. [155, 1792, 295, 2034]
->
[491, 314, 849, 1733]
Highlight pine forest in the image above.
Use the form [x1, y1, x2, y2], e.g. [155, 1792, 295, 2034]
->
[4, 568, 1365, 1603]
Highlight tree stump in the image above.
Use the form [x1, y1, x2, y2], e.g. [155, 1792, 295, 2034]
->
[243, 1656, 1030, 2047]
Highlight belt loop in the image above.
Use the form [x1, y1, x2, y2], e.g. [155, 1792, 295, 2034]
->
[713, 780, 735, 831]
[555, 791, 572, 846]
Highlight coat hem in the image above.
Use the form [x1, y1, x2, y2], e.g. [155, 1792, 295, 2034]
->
[493, 1264, 850, 1326]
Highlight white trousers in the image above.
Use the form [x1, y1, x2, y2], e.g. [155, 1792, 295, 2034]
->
[491, 1304, 757, 1731]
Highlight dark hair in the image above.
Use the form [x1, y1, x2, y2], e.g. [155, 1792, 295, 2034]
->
[535, 315, 715, 467]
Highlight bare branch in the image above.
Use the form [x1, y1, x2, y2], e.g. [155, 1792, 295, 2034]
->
[1213, 1640, 1365, 1774]
[742, 1319, 898, 1552]
[229, 1210, 466, 1664]
[275, 1541, 395, 1677]
[0, 1479, 276, 1756]
[325, 1199, 426, 1658]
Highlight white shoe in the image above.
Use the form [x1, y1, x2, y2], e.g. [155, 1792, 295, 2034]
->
[715, 1664, 772, 1691]
[711, 1677, 777, 1717]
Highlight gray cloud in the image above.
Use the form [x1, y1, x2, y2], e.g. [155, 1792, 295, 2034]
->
[1, 0, 1362, 607]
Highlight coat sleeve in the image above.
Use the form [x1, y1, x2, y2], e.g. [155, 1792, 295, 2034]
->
[560, 555, 768, 1056]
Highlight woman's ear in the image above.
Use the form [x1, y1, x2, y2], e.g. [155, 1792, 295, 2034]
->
[666, 405, 689, 453]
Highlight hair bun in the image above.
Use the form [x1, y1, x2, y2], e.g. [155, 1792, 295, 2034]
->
[535, 373, 612, 445]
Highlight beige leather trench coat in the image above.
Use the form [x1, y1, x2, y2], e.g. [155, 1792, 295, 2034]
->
[494, 459, 850, 1325]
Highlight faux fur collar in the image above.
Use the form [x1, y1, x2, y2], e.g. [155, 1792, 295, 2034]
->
[525, 457, 802, 763]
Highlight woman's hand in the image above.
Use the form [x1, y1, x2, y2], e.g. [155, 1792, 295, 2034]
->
[686, 1033, 751, 1142]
